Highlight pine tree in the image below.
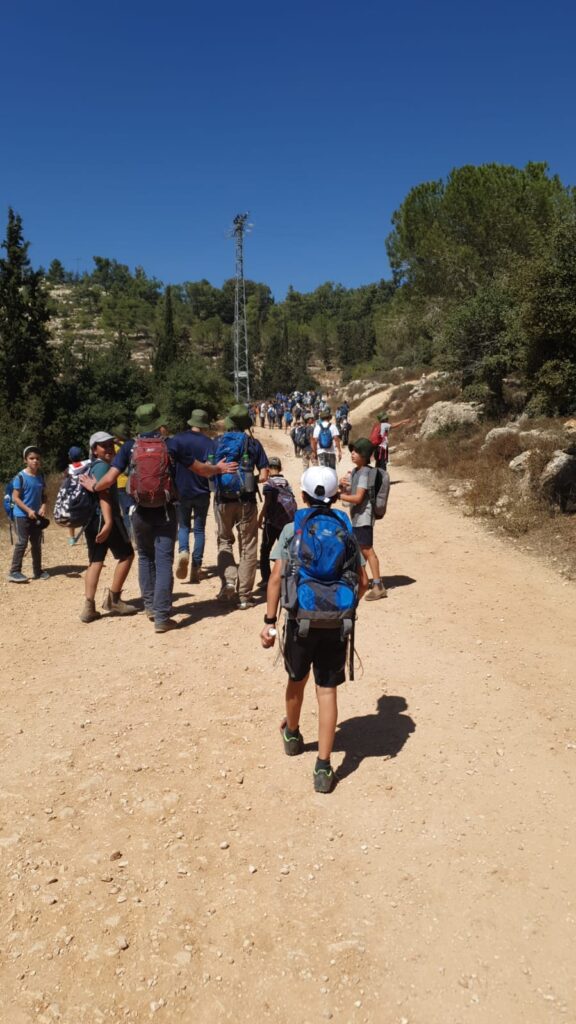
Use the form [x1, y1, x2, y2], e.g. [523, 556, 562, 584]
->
[154, 284, 178, 378]
[0, 209, 55, 471]
[0, 208, 53, 410]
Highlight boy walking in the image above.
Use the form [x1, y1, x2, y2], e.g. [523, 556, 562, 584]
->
[340, 437, 386, 600]
[260, 467, 368, 793]
[257, 456, 296, 586]
[8, 446, 49, 582]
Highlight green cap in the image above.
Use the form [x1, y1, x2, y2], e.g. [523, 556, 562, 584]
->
[112, 423, 130, 440]
[349, 437, 375, 462]
[187, 409, 210, 429]
[134, 403, 165, 432]
[224, 404, 252, 431]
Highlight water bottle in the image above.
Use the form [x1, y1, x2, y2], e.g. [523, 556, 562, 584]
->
[207, 453, 216, 493]
[241, 453, 254, 495]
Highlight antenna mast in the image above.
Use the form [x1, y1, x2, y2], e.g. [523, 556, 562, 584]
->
[231, 212, 250, 403]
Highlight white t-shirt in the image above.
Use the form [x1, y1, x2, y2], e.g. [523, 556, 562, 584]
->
[313, 422, 340, 453]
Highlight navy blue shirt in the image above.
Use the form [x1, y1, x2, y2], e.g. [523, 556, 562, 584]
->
[170, 430, 216, 499]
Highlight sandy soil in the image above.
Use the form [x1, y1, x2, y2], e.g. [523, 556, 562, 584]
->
[1, 411, 574, 1024]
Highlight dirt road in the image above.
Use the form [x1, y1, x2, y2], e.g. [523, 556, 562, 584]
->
[1, 422, 574, 1024]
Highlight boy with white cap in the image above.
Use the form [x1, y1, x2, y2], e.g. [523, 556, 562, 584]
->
[260, 466, 368, 793]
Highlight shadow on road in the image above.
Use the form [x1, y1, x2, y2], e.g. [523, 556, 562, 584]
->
[331, 694, 416, 782]
[384, 574, 416, 589]
[48, 562, 87, 577]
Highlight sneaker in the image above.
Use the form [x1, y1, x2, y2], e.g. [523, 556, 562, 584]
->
[238, 598, 255, 610]
[80, 599, 101, 623]
[217, 583, 237, 602]
[33, 571, 50, 580]
[364, 582, 387, 601]
[313, 764, 335, 794]
[8, 572, 28, 583]
[154, 618, 178, 634]
[176, 552, 189, 580]
[146, 611, 155, 621]
[281, 723, 304, 756]
[102, 588, 136, 615]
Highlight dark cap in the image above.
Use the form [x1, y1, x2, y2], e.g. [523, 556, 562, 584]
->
[349, 437, 375, 462]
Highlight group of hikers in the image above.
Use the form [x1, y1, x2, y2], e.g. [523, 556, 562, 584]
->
[5, 397, 396, 793]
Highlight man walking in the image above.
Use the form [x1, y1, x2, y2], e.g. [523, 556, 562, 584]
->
[214, 404, 269, 609]
[170, 409, 215, 583]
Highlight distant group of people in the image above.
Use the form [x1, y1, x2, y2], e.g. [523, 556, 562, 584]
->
[6, 395, 402, 793]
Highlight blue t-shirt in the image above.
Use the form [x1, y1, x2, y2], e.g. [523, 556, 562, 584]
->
[12, 471, 44, 517]
[170, 430, 216, 499]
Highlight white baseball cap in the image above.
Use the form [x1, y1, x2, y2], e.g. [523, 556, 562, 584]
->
[300, 466, 339, 504]
[89, 431, 115, 450]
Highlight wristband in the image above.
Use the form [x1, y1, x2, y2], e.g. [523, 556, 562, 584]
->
[264, 614, 277, 625]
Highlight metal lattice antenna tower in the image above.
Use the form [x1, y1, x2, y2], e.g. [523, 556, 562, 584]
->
[231, 213, 251, 403]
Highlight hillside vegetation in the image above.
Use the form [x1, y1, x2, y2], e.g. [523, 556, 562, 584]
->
[1, 161, 576, 475]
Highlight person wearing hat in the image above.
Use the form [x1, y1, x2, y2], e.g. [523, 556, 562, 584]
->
[7, 446, 49, 583]
[80, 432, 136, 622]
[259, 466, 368, 793]
[214, 404, 270, 609]
[170, 409, 216, 583]
[81, 404, 233, 632]
[340, 437, 386, 600]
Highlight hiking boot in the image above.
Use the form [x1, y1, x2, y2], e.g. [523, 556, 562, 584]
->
[365, 582, 387, 601]
[281, 723, 304, 756]
[176, 552, 189, 580]
[190, 564, 202, 584]
[313, 764, 335, 794]
[154, 618, 179, 634]
[8, 571, 28, 583]
[217, 583, 237, 602]
[80, 598, 101, 623]
[33, 571, 50, 580]
[102, 588, 135, 615]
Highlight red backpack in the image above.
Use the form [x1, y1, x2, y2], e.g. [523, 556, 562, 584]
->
[369, 421, 383, 446]
[126, 437, 176, 508]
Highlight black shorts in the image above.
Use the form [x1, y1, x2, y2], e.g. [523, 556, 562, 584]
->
[353, 525, 374, 548]
[283, 620, 347, 688]
[86, 518, 133, 564]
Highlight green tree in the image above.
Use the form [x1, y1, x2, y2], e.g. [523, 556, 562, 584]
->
[0, 209, 55, 472]
[154, 285, 178, 379]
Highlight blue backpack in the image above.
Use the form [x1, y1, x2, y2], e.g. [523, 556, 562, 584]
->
[318, 424, 333, 450]
[3, 473, 23, 521]
[281, 507, 360, 640]
[214, 432, 255, 500]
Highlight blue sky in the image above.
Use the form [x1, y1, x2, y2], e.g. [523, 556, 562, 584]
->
[2, 0, 575, 300]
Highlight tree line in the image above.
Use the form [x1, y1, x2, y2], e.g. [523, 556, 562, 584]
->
[2, 161, 576, 475]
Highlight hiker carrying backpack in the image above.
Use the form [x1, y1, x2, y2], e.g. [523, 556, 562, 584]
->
[263, 474, 297, 531]
[259, 466, 368, 794]
[126, 436, 176, 508]
[214, 431, 255, 501]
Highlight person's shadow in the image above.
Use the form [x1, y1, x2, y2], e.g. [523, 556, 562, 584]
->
[332, 694, 416, 782]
